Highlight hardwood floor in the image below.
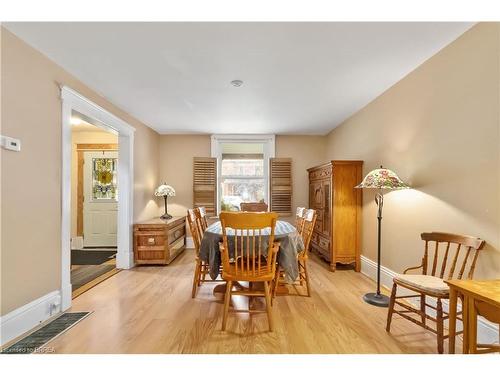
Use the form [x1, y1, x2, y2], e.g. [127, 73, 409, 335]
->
[46, 249, 449, 354]
[72, 258, 119, 298]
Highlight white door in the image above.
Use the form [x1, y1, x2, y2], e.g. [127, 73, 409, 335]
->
[83, 151, 118, 247]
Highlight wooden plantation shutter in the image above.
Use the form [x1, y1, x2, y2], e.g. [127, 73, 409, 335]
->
[193, 157, 217, 216]
[270, 158, 292, 215]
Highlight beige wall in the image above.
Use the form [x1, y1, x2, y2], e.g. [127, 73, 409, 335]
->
[0, 28, 160, 315]
[275, 135, 326, 222]
[325, 23, 500, 279]
[159, 135, 211, 217]
[158, 135, 326, 222]
[70, 129, 118, 238]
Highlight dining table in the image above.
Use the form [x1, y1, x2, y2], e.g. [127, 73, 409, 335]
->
[446, 279, 500, 354]
[199, 219, 304, 283]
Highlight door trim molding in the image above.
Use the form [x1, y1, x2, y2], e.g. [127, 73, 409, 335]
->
[76, 144, 118, 236]
[61, 86, 135, 311]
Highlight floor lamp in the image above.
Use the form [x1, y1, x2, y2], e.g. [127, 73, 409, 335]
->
[355, 166, 409, 307]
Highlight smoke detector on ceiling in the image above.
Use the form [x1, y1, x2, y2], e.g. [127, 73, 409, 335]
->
[230, 80, 243, 87]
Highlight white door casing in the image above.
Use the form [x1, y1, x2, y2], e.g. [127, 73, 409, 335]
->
[61, 86, 135, 311]
[83, 151, 118, 247]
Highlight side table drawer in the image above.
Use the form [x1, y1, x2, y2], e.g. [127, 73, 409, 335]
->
[136, 233, 166, 247]
[166, 237, 185, 264]
[168, 222, 186, 244]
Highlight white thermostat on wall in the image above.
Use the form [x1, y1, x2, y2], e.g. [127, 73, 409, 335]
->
[1, 135, 21, 152]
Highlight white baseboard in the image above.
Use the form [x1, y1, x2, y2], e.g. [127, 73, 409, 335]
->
[0, 290, 62, 346]
[360, 255, 499, 345]
[186, 236, 194, 249]
[70, 236, 84, 250]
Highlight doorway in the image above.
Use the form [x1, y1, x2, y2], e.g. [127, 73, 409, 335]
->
[70, 114, 119, 297]
[61, 86, 135, 311]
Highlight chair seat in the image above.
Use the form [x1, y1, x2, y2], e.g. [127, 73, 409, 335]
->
[222, 263, 274, 282]
[393, 274, 449, 297]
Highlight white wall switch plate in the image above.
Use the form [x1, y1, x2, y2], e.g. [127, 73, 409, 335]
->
[1, 135, 21, 152]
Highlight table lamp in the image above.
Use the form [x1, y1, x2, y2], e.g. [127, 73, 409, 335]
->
[155, 182, 176, 220]
[355, 166, 409, 307]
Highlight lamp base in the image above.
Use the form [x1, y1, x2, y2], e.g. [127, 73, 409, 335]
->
[363, 292, 390, 307]
[160, 213, 173, 220]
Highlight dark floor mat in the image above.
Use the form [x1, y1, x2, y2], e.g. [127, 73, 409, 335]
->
[1, 312, 91, 354]
[71, 250, 116, 265]
[71, 264, 115, 290]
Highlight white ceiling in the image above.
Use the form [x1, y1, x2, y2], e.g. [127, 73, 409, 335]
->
[5, 22, 473, 135]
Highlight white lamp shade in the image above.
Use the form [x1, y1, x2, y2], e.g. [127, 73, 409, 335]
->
[154, 183, 176, 197]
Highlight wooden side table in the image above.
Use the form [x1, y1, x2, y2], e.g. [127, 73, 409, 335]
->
[133, 217, 186, 265]
[446, 279, 500, 354]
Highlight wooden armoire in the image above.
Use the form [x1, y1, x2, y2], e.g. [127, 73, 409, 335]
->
[307, 160, 363, 272]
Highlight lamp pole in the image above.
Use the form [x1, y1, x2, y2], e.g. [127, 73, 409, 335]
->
[375, 192, 383, 296]
[161, 195, 172, 220]
[363, 191, 390, 307]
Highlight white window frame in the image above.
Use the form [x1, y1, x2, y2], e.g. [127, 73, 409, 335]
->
[211, 134, 275, 214]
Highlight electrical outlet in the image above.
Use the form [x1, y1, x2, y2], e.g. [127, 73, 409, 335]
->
[1, 135, 21, 152]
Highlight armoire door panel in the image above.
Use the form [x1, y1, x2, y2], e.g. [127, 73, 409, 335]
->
[311, 182, 323, 208]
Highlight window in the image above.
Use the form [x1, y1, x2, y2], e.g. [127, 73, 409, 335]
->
[92, 157, 117, 201]
[211, 135, 275, 213]
[220, 156, 265, 211]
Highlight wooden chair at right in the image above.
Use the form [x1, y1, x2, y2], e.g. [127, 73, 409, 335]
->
[297, 209, 317, 297]
[187, 208, 205, 298]
[386, 232, 485, 354]
[195, 206, 208, 232]
[295, 207, 306, 234]
[272, 208, 317, 298]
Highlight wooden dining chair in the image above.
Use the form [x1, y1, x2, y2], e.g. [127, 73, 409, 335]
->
[386, 232, 485, 354]
[272, 208, 317, 298]
[219, 212, 279, 332]
[240, 202, 268, 212]
[297, 209, 317, 297]
[295, 207, 306, 235]
[188, 208, 221, 298]
[195, 206, 208, 232]
[188, 208, 205, 298]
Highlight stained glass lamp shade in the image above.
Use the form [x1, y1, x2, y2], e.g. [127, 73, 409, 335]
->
[155, 183, 175, 220]
[355, 168, 409, 190]
[355, 167, 409, 307]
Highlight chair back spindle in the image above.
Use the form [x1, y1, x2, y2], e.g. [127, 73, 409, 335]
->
[439, 242, 451, 279]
